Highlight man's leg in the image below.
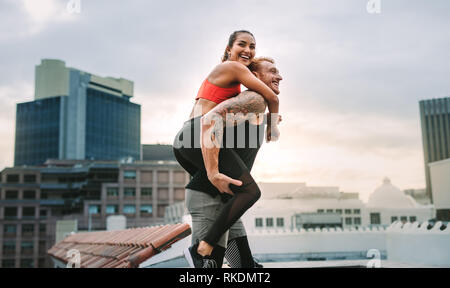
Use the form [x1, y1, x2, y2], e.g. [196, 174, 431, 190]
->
[185, 188, 229, 267]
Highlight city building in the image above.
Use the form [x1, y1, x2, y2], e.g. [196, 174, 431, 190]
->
[243, 182, 366, 231]
[142, 144, 176, 161]
[403, 188, 430, 205]
[155, 180, 441, 267]
[0, 159, 188, 268]
[167, 179, 434, 232]
[429, 158, 450, 221]
[364, 178, 433, 226]
[419, 96, 450, 202]
[14, 59, 141, 166]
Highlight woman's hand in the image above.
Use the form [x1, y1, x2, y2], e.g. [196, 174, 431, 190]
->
[208, 173, 242, 195]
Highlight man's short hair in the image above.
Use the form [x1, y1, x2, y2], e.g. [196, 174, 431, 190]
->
[249, 57, 275, 72]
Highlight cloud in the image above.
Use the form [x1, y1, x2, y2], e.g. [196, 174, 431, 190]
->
[0, 0, 449, 196]
[0, 0, 79, 38]
[0, 82, 33, 169]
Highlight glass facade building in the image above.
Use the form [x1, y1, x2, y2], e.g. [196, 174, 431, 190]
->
[85, 88, 140, 161]
[14, 59, 140, 166]
[15, 97, 61, 166]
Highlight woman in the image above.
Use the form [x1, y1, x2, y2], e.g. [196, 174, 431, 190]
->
[173, 30, 280, 267]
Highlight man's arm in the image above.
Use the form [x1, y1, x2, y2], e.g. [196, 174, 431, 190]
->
[200, 91, 266, 194]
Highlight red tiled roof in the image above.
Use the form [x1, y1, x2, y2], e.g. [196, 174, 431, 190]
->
[47, 223, 191, 268]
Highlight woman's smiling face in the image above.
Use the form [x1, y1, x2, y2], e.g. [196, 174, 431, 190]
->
[227, 33, 256, 66]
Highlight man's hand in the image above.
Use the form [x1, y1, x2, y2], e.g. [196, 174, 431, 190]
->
[266, 113, 281, 142]
[266, 124, 280, 142]
[208, 173, 242, 195]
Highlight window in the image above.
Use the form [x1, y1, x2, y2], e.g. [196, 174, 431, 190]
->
[157, 205, 167, 217]
[353, 209, 361, 214]
[345, 209, 352, 214]
[88, 205, 100, 214]
[106, 187, 118, 197]
[23, 190, 36, 199]
[140, 171, 153, 183]
[6, 174, 19, 183]
[266, 218, 274, 227]
[5, 191, 18, 199]
[124, 188, 136, 197]
[174, 188, 184, 201]
[4, 207, 18, 219]
[400, 216, 407, 223]
[276, 218, 284, 227]
[40, 209, 47, 219]
[38, 258, 46, 268]
[20, 259, 34, 268]
[255, 218, 263, 227]
[123, 170, 136, 180]
[4, 224, 17, 235]
[317, 209, 324, 213]
[354, 217, 361, 225]
[141, 188, 152, 197]
[123, 205, 136, 214]
[336, 209, 342, 214]
[39, 224, 46, 234]
[370, 213, 381, 225]
[158, 188, 169, 200]
[106, 205, 118, 214]
[326, 209, 333, 213]
[174, 172, 185, 184]
[2, 259, 15, 268]
[345, 217, 352, 225]
[409, 216, 417, 222]
[22, 207, 36, 219]
[21, 242, 34, 255]
[24, 175, 37, 183]
[140, 205, 153, 215]
[22, 224, 35, 235]
[391, 216, 398, 223]
[3, 242, 16, 255]
[157, 171, 169, 183]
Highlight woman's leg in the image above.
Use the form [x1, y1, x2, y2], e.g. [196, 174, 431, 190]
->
[174, 117, 261, 254]
[200, 148, 261, 248]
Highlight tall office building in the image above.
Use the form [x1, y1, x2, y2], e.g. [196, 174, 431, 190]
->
[14, 59, 141, 166]
[419, 97, 450, 203]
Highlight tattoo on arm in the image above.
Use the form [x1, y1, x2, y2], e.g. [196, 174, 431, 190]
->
[203, 91, 267, 145]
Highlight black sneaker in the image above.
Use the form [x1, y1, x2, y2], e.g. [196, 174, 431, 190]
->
[253, 257, 264, 268]
[184, 241, 218, 268]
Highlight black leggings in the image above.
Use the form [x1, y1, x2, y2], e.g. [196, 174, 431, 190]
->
[173, 116, 261, 246]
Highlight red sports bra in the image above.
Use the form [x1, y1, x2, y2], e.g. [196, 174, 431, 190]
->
[195, 78, 241, 104]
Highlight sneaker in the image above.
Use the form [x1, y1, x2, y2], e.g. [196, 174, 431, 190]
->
[202, 257, 218, 268]
[253, 257, 264, 268]
[184, 240, 218, 268]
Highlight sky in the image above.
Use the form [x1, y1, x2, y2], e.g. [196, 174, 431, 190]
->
[0, 0, 449, 202]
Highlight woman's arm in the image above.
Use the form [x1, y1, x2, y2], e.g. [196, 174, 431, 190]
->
[227, 61, 279, 115]
[225, 61, 280, 142]
[200, 91, 267, 194]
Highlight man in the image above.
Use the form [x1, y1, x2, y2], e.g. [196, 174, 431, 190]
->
[184, 57, 283, 268]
